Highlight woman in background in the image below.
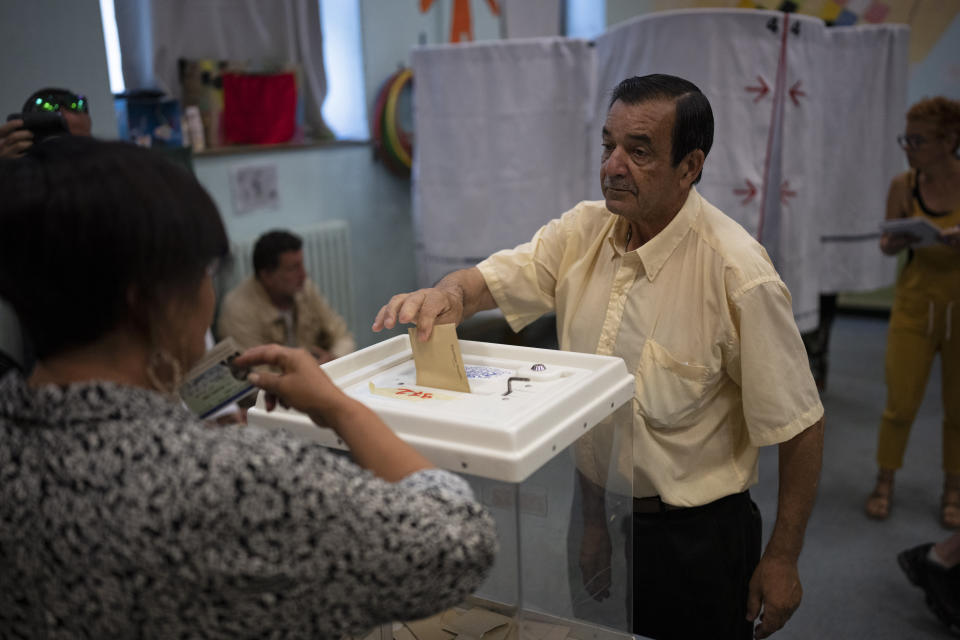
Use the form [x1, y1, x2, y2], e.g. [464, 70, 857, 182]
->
[866, 97, 960, 527]
[0, 137, 497, 637]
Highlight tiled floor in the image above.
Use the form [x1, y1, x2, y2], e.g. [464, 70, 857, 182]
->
[752, 313, 956, 639]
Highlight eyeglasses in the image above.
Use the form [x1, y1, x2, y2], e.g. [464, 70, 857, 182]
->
[897, 134, 937, 150]
[25, 91, 88, 115]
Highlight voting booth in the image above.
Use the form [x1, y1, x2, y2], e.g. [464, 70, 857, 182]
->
[248, 335, 637, 639]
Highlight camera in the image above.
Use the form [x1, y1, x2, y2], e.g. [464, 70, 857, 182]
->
[6, 112, 70, 144]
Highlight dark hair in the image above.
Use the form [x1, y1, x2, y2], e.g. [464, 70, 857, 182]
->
[0, 137, 228, 360]
[253, 230, 302, 275]
[609, 74, 714, 184]
[22, 87, 87, 114]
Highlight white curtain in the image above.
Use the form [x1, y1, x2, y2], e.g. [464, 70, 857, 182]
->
[591, 10, 829, 332]
[412, 9, 909, 330]
[113, 0, 329, 138]
[817, 24, 908, 294]
[412, 38, 596, 286]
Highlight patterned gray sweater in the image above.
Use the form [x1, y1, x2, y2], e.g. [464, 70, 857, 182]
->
[0, 374, 498, 639]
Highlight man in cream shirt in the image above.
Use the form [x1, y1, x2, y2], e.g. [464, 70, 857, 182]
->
[374, 75, 823, 640]
[218, 230, 355, 364]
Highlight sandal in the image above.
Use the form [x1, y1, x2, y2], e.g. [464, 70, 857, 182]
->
[941, 476, 960, 529]
[866, 471, 895, 520]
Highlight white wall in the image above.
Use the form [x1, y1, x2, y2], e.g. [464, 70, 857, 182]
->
[361, 0, 441, 115]
[360, 0, 501, 117]
[0, 0, 117, 138]
[909, 13, 960, 102]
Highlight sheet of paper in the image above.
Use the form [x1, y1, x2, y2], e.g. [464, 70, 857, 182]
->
[406, 612, 456, 640]
[880, 217, 943, 248]
[408, 323, 470, 393]
[442, 608, 512, 639]
[537, 623, 570, 640]
[518, 620, 563, 640]
[480, 619, 514, 640]
[394, 626, 418, 640]
[441, 608, 466, 627]
[178, 337, 257, 418]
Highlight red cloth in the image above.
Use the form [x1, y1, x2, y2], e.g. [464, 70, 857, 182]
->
[222, 72, 297, 144]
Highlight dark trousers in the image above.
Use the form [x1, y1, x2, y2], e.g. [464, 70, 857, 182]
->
[801, 293, 838, 391]
[628, 491, 762, 640]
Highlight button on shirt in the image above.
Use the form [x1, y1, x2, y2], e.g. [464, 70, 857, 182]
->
[477, 188, 823, 507]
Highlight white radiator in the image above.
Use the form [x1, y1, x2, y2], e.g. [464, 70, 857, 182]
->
[216, 220, 355, 332]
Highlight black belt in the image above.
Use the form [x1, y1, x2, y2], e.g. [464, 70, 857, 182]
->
[633, 495, 685, 513]
[633, 491, 751, 515]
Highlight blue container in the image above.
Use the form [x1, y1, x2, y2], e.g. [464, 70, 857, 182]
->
[114, 90, 183, 148]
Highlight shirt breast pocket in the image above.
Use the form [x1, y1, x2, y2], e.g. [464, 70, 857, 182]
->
[635, 338, 722, 429]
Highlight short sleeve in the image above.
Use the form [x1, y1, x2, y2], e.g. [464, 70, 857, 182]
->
[731, 280, 824, 447]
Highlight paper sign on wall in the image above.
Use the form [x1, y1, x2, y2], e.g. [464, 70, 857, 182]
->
[229, 163, 279, 215]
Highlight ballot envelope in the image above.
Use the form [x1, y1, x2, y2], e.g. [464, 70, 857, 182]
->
[247, 335, 639, 639]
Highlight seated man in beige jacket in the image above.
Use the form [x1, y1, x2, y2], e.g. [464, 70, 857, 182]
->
[218, 230, 355, 363]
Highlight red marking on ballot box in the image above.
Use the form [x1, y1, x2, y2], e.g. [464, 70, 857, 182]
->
[394, 388, 434, 399]
[745, 76, 770, 102]
[734, 179, 758, 205]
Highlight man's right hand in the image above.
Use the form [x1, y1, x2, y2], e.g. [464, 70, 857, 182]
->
[0, 120, 33, 158]
[372, 286, 465, 342]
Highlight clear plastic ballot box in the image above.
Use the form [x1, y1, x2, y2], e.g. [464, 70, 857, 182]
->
[247, 336, 638, 639]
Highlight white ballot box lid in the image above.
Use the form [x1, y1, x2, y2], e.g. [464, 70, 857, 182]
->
[247, 336, 634, 482]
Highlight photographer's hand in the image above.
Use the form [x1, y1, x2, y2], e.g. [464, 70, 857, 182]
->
[0, 120, 33, 158]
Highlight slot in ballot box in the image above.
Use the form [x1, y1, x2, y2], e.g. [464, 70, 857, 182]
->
[247, 336, 638, 639]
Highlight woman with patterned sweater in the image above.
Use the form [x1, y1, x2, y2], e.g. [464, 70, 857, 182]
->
[0, 137, 497, 638]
